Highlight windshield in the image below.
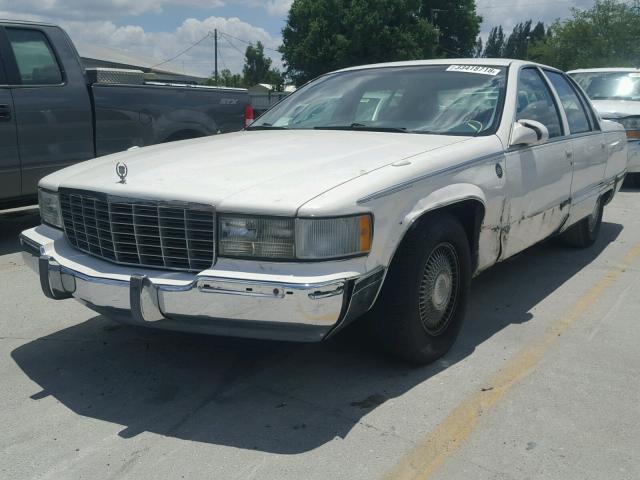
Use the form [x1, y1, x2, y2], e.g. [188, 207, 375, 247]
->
[250, 65, 507, 136]
[571, 71, 640, 101]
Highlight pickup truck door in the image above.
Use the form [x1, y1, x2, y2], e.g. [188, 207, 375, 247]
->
[0, 53, 20, 200]
[502, 67, 573, 258]
[0, 25, 93, 197]
[543, 70, 607, 223]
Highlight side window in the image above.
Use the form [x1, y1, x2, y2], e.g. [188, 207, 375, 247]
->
[6, 28, 63, 86]
[516, 68, 563, 138]
[545, 71, 591, 134]
[0, 57, 6, 84]
[568, 76, 600, 130]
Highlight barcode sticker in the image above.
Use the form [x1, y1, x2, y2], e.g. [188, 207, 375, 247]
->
[446, 65, 501, 76]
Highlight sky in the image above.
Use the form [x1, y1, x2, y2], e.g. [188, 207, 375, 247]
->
[0, 0, 597, 78]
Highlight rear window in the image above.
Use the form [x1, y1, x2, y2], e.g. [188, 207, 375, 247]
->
[6, 28, 63, 85]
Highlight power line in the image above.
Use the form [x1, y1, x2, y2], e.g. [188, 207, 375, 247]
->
[221, 32, 246, 57]
[218, 30, 280, 53]
[150, 32, 212, 68]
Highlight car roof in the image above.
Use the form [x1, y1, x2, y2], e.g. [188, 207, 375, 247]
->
[0, 19, 57, 28]
[568, 67, 640, 74]
[333, 58, 556, 74]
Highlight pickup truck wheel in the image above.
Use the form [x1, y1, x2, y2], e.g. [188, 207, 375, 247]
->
[372, 214, 471, 365]
[560, 197, 603, 248]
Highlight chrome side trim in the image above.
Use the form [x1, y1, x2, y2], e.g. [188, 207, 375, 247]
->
[357, 152, 505, 204]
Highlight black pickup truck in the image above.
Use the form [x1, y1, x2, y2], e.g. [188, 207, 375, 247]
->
[0, 20, 250, 208]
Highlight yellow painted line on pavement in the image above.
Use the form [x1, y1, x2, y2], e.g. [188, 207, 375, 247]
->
[385, 241, 640, 480]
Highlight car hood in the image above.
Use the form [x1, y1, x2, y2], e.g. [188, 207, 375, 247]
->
[44, 130, 469, 215]
[591, 100, 640, 118]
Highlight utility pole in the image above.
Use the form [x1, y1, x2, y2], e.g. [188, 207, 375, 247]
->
[214, 29, 218, 85]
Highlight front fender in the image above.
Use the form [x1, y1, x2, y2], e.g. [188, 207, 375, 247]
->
[402, 183, 486, 227]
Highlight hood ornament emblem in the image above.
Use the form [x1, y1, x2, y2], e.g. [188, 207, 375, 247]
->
[116, 162, 128, 184]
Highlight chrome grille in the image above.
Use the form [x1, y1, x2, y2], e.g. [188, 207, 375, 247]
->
[59, 190, 215, 272]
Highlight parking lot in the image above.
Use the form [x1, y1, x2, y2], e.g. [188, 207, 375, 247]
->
[0, 188, 639, 480]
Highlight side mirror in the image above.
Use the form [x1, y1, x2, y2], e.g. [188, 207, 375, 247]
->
[510, 119, 550, 147]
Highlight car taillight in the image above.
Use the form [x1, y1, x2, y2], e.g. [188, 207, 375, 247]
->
[244, 104, 254, 128]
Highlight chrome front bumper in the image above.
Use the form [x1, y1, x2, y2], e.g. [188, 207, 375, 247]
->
[20, 228, 384, 342]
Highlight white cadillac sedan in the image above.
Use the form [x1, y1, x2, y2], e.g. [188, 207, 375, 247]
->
[21, 59, 627, 364]
[569, 68, 640, 186]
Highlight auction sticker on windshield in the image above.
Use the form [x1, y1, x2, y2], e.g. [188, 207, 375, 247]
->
[446, 65, 501, 76]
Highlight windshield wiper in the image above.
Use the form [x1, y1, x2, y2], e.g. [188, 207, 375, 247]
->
[314, 123, 408, 133]
[246, 123, 288, 130]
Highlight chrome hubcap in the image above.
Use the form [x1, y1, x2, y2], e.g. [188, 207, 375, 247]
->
[418, 243, 459, 335]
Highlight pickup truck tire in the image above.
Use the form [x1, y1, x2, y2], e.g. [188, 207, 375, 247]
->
[371, 214, 471, 365]
[624, 173, 640, 189]
[560, 197, 603, 248]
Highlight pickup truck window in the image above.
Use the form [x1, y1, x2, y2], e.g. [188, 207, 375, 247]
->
[6, 28, 63, 86]
[545, 70, 592, 134]
[251, 65, 507, 136]
[516, 68, 563, 138]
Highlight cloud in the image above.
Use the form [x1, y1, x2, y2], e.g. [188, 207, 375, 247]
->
[62, 16, 282, 77]
[0, 0, 288, 20]
[0, 0, 284, 78]
[477, 0, 596, 37]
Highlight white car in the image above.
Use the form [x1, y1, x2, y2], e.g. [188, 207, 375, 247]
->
[21, 59, 627, 364]
[569, 68, 640, 186]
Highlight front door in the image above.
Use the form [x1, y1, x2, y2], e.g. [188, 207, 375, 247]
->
[0, 25, 93, 197]
[502, 67, 573, 258]
[0, 56, 20, 201]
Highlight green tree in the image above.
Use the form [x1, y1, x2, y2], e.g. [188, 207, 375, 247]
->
[207, 68, 244, 88]
[280, 0, 438, 85]
[529, 0, 640, 70]
[483, 26, 505, 57]
[242, 41, 283, 88]
[422, 0, 482, 57]
[503, 21, 533, 59]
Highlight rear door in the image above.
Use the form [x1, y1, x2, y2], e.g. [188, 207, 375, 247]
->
[0, 25, 93, 196]
[0, 47, 20, 200]
[502, 67, 573, 258]
[543, 69, 606, 224]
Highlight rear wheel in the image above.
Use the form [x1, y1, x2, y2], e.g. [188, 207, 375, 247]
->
[560, 197, 603, 248]
[371, 214, 472, 364]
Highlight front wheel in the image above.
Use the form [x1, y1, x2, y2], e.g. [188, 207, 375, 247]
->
[371, 214, 472, 364]
[560, 197, 603, 248]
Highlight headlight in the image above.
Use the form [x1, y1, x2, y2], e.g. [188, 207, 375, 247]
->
[611, 116, 640, 139]
[218, 214, 372, 260]
[618, 116, 640, 130]
[219, 216, 295, 259]
[38, 189, 63, 228]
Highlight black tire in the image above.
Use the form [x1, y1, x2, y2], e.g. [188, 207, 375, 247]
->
[560, 197, 603, 248]
[624, 173, 640, 189]
[371, 214, 472, 365]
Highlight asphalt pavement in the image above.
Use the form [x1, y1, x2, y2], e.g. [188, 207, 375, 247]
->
[0, 190, 638, 480]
